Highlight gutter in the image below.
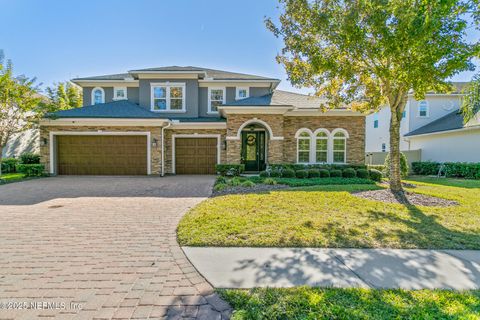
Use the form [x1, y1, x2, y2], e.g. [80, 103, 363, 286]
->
[161, 120, 173, 176]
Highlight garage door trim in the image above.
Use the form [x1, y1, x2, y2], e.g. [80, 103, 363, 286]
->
[172, 134, 221, 174]
[49, 131, 151, 175]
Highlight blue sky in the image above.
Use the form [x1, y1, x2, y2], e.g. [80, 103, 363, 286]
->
[1, 0, 479, 94]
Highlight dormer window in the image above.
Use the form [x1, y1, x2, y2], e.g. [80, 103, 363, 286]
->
[208, 87, 225, 113]
[113, 87, 127, 100]
[150, 83, 186, 112]
[92, 87, 105, 105]
[236, 87, 249, 100]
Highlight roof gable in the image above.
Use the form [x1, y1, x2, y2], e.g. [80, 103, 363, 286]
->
[405, 110, 464, 137]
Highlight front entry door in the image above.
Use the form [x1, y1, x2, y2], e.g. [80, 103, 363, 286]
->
[241, 131, 266, 172]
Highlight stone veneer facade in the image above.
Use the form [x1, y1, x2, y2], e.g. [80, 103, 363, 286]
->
[40, 114, 365, 175]
[226, 114, 365, 165]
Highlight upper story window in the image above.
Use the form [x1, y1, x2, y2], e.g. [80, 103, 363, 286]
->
[92, 87, 105, 105]
[236, 87, 249, 100]
[418, 100, 429, 117]
[113, 87, 127, 100]
[208, 87, 225, 113]
[382, 143, 386, 152]
[151, 83, 186, 112]
[373, 114, 379, 128]
[402, 110, 406, 119]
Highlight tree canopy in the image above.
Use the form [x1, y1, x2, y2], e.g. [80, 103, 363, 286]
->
[267, 0, 480, 192]
[45, 81, 82, 112]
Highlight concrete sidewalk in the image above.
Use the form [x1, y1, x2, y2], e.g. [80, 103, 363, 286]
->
[183, 247, 480, 290]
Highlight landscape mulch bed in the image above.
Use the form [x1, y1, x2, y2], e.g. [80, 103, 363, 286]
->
[213, 184, 289, 196]
[352, 189, 458, 207]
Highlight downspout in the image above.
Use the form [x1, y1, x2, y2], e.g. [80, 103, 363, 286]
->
[161, 120, 172, 176]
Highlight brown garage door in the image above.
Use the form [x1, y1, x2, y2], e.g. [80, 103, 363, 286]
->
[56, 135, 148, 175]
[175, 138, 217, 174]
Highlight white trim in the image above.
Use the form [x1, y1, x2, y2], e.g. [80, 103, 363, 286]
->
[295, 128, 314, 138]
[235, 87, 250, 100]
[40, 118, 168, 126]
[129, 70, 207, 75]
[113, 86, 128, 100]
[72, 80, 139, 87]
[404, 125, 480, 138]
[294, 127, 349, 164]
[150, 82, 186, 112]
[417, 100, 429, 117]
[208, 87, 226, 114]
[48, 131, 151, 175]
[218, 106, 292, 116]
[296, 130, 312, 164]
[91, 87, 105, 104]
[234, 118, 284, 140]
[331, 128, 350, 138]
[170, 122, 227, 129]
[171, 134, 221, 174]
[332, 129, 348, 164]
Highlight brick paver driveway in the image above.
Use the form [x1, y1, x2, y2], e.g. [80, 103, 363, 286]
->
[0, 176, 231, 320]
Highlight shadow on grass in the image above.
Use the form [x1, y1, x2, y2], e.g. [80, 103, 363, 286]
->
[218, 287, 480, 319]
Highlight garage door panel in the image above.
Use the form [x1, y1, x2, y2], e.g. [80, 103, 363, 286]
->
[56, 135, 147, 175]
[175, 138, 217, 175]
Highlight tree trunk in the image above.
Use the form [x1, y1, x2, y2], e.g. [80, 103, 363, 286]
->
[0, 146, 3, 177]
[389, 104, 404, 193]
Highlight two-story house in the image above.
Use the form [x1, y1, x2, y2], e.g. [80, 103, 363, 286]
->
[366, 82, 480, 163]
[39, 66, 365, 175]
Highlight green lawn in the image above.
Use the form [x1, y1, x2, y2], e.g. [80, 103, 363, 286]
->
[0, 173, 26, 183]
[219, 287, 480, 320]
[177, 177, 480, 249]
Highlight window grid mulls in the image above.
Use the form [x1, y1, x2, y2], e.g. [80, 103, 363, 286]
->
[151, 84, 185, 112]
[296, 129, 348, 164]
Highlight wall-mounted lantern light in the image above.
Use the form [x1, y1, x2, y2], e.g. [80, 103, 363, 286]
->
[152, 138, 158, 148]
[41, 137, 48, 146]
[223, 140, 227, 150]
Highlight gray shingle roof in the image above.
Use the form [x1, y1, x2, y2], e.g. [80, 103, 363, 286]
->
[404, 110, 464, 137]
[130, 66, 279, 81]
[170, 117, 226, 123]
[46, 100, 164, 119]
[223, 90, 328, 108]
[72, 73, 134, 81]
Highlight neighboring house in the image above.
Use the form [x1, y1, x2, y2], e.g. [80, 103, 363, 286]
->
[2, 129, 39, 158]
[365, 82, 480, 163]
[39, 66, 365, 176]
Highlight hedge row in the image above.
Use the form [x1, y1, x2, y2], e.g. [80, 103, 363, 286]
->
[269, 163, 367, 172]
[1, 153, 42, 174]
[411, 161, 480, 179]
[260, 167, 382, 182]
[215, 164, 245, 176]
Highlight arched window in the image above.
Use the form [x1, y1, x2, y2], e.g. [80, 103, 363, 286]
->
[315, 131, 328, 163]
[297, 132, 311, 163]
[333, 131, 347, 163]
[92, 87, 105, 105]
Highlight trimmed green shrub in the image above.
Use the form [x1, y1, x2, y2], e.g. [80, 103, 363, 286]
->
[16, 164, 45, 177]
[269, 169, 282, 178]
[258, 171, 270, 178]
[282, 168, 296, 178]
[1, 158, 18, 173]
[329, 169, 342, 177]
[319, 169, 330, 178]
[230, 177, 242, 186]
[369, 169, 383, 182]
[213, 183, 228, 191]
[411, 162, 440, 175]
[215, 164, 245, 176]
[367, 165, 386, 172]
[215, 176, 227, 185]
[241, 180, 256, 188]
[356, 169, 370, 179]
[444, 162, 480, 179]
[384, 152, 409, 178]
[20, 153, 40, 164]
[307, 169, 320, 178]
[263, 178, 277, 185]
[295, 170, 308, 179]
[259, 171, 269, 178]
[342, 168, 356, 178]
[268, 163, 367, 172]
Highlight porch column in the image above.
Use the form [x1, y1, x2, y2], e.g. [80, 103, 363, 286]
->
[226, 139, 241, 163]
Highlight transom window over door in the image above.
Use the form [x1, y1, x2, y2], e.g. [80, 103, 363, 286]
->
[297, 132, 311, 163]
[151, 83, 186, 112]
[208, 87, 225, 113]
